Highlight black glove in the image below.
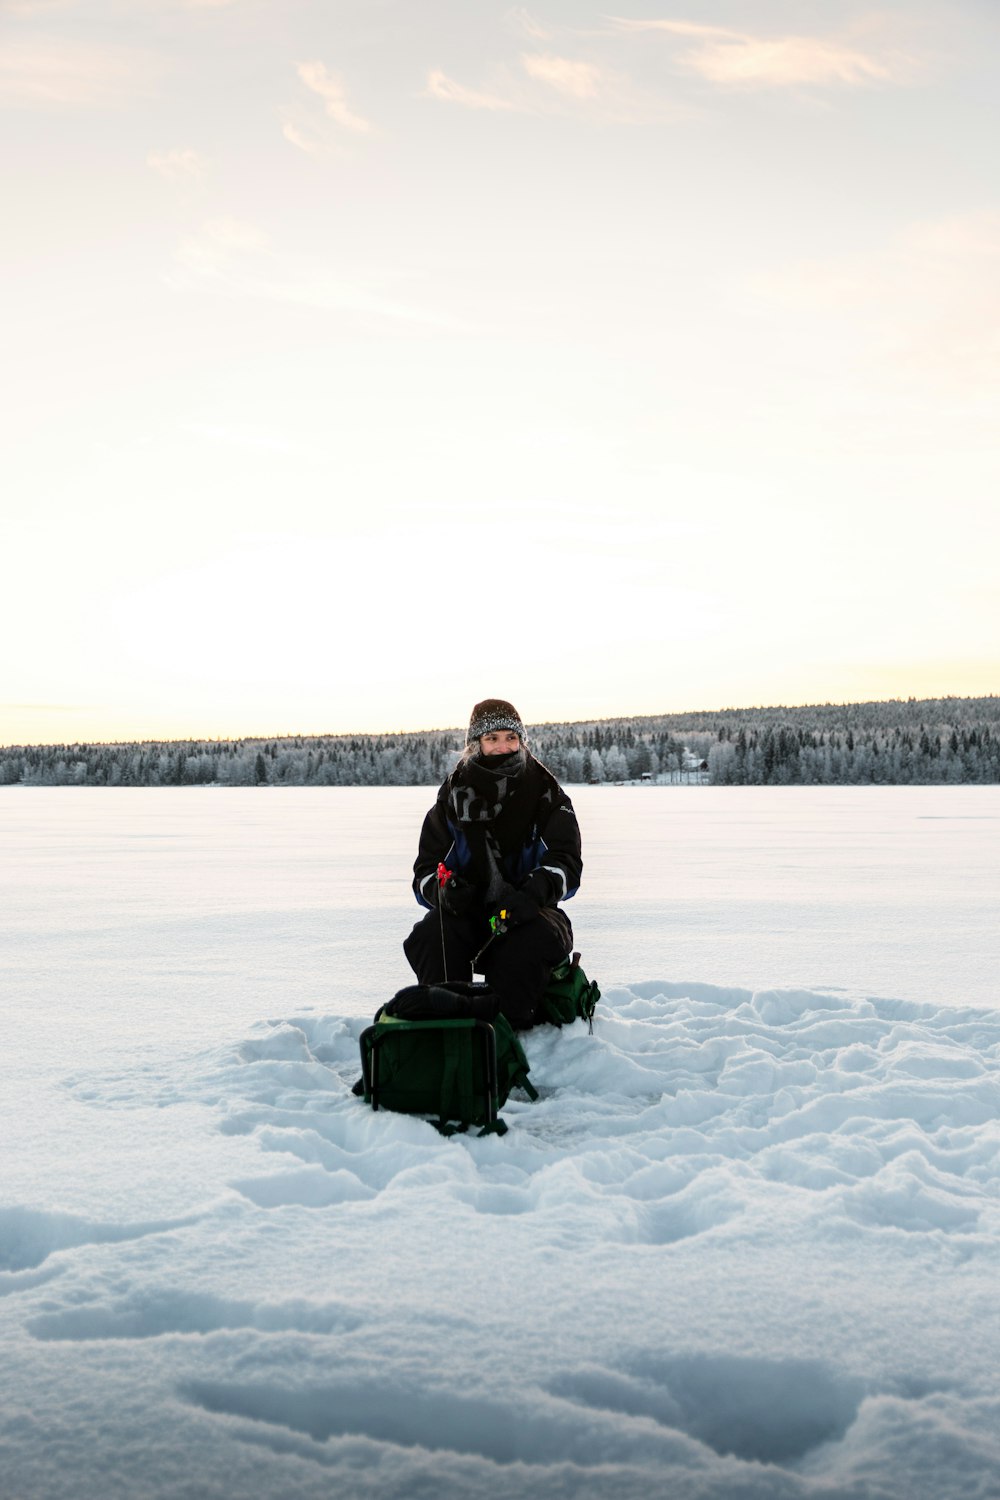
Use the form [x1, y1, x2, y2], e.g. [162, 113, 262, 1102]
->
[443, 876, 477, 917]
[430, 873, 476, 917]
[520, 868, 560, 907]
[491, 886, 540, 930]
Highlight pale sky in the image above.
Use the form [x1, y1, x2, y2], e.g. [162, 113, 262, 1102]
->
[2, 0, 998, 744]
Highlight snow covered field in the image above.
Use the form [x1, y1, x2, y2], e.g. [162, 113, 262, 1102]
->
[2, 786, 999, 1499]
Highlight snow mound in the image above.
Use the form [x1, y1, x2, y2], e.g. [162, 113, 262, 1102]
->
[6, 981, 1000, 1500]
[193, 981, 1000, 1253]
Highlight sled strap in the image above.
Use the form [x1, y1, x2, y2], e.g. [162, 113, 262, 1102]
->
[518, 1072, 540, 1101]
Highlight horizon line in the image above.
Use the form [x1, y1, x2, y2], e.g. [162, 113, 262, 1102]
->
[3, 690, 999, 752]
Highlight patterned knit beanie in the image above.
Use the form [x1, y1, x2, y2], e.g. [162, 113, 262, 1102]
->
[467, 698, 527, 745]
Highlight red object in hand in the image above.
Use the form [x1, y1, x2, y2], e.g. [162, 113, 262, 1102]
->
[437, 862, 454, 887]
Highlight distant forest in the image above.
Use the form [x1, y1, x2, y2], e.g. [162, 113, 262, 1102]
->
[2, 696, 999, 787]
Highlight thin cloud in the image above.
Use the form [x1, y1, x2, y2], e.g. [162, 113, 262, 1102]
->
[281, 121, 321, 156]
[171, 218, 467, 330]
[296, 60, 371, 134]
[0, 2, 76, 13]
[904, 212, 1000, 259]
[1, 703, 90, 712]
[521, 52, 603, 100]
[0, 38, 155, 106]
[427, 55, 675, 124]
[147, 148, 209, 184]
[175, 216, 270, 279]
[751, 211, 1000, 388]
[505, 7, 553, 42]
[610, 17, 895, 89]
[425, 69, 520, 112]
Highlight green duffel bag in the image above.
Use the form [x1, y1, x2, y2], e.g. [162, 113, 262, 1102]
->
[539, 952, 601, 1031]
[358, 982, 537, 1137]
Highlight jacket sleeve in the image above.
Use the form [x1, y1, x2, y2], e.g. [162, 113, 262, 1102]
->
[523, 784, 582, 904]
[411, 790, 454, 908]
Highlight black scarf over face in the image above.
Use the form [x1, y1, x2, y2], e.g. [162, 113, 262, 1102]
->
[447, 748, 536, 900]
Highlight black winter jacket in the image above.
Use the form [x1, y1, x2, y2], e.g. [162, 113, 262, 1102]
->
[412, 751, 582, 911]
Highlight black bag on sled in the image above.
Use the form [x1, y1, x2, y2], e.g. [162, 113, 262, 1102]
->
[356, 982, 537, 1137]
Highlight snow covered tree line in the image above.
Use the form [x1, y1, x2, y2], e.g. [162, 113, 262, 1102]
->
[2, 696, 998, 787]
[698, 695, 1000, 785]
[0, 734, 461, 788]
[706, 722, 1000, 785]
[0, 726, 695, 788]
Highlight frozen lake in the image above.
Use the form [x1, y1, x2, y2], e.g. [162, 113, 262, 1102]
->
[1, 785, 999, 1499]
[3, 785, 997, 1055]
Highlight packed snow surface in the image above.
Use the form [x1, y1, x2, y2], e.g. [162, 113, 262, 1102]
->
[1, 786, 999, 1499]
